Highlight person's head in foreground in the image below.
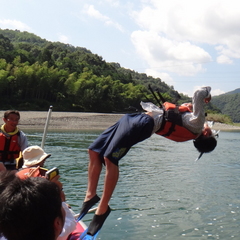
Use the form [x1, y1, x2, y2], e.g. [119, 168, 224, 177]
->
[0, 171, 65, 240]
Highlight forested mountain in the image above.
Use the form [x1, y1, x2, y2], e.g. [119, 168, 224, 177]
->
[2, 28, 237, 121]
[224, 88, 240, 95]
[211, 91, 240, 122]
[0, 28, 193, 112]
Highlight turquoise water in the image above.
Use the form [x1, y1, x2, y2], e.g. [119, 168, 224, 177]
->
[25, 129, 240, 240]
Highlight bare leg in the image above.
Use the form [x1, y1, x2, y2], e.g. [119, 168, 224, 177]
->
[95, 157, 119, 215]
[84, 149, 103, 201]
[82, 157, 119, 236]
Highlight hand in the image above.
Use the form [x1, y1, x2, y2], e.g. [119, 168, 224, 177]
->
[50, 175, 65, 201]
[204, 95, 211, 103]
[202, 123, 212, 137]
[50, 175, 63, 190]
[181, 103, 193, 111]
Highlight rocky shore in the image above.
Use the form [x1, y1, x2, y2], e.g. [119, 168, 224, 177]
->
[1, 111, 240, 131]
[8, 111, 124, 131]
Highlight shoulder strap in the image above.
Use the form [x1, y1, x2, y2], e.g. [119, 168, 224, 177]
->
[2, 136, 12, 161]
[161, 122, 176, 137]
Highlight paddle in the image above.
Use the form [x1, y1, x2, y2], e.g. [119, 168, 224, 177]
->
[41, 106, 53, 149]
[148, 84, 163, 108]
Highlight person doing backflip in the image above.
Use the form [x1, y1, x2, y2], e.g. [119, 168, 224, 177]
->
[78, 86, 217, 240]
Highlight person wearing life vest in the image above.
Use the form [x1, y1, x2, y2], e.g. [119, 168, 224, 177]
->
[142, 87, 217, 157]
[78, 86, 218, 240]
[0, 110, 28, 171]
[16, 146, 65, 199]
[154, 101, 197, 142]
[16, 145, 52, 179]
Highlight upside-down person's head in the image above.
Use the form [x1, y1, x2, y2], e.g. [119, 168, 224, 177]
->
[193, 123, 218, 160]
[194, 135, 217, 153]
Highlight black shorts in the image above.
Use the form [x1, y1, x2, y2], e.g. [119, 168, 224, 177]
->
[89, 113, 154, 166]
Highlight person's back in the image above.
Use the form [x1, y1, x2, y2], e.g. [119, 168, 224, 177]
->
[0, 172, 64, 240]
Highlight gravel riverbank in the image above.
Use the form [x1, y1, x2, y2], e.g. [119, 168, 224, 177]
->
[1, 111, 240, 131]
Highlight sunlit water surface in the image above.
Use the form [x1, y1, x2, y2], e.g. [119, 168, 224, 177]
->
[25, 129, 240, 240]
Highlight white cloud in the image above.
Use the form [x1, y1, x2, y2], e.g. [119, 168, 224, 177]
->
[216, 55, 232, 64]
[83, 4, 124, 32]
[58, 34, 70, 44]
[145, 69, 175, 86]
[130, 0, 240, 78]
[215, 45, 240, 64]
[211, 89, 225, 96]
[133, 0, 240, 43]
[0, 19, 31, 31]
[103, 0, 120, 7]
[131, 30, 211, 76]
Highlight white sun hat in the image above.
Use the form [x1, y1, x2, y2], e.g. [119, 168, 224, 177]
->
[22, 146, 51, 168]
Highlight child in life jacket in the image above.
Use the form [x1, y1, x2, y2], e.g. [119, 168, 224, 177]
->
[141, 87, 217, 150]
[78, 86, 218, 240]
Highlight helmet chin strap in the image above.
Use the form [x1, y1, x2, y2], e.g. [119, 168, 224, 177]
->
[195, 152, 204, 162]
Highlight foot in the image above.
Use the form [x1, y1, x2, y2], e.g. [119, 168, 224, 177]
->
[87, 206, 111, 236]
[78, 195, 100, 221]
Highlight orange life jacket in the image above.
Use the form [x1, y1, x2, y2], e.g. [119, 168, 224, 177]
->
[155, 102, 199, 142]
[0, 131, 21, 163]
[17, 167, 48, 179]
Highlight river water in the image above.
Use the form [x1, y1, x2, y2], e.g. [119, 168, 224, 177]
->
[25, 129, 240, 240]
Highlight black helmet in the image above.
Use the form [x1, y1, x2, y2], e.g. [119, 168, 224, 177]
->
[193, 135, 217, 161]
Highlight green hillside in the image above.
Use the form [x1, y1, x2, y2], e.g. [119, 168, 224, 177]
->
[3, 29, 238, 122]
[4, 28, 239, 122]
[224, 88, 240, 95]
[0, 28, 192, 112]
[211, 92, 240, 122]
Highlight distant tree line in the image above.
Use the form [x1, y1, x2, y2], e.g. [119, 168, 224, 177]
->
[1, 29, 219, 115]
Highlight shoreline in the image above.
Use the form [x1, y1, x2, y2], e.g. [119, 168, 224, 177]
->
[1, 111, 240, 131]
[11, 111, 124, 131]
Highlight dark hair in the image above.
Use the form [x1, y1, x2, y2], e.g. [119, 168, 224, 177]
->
[0, 171, 16, 194]
[0, 174, 63, 240]
[3, 110, 20, 119]
[193, 135, 217, 153]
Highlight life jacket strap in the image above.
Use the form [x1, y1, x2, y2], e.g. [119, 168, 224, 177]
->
[161, 122, 176, 137]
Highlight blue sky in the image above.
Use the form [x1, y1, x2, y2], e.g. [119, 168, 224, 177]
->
[0, 0, 239, 97]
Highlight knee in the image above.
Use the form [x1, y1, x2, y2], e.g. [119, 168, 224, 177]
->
[88, 149, 98, 158]
[88, 149, 93, 155]
[88, 149, 103, 165]
[104, 158, 118, 169]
